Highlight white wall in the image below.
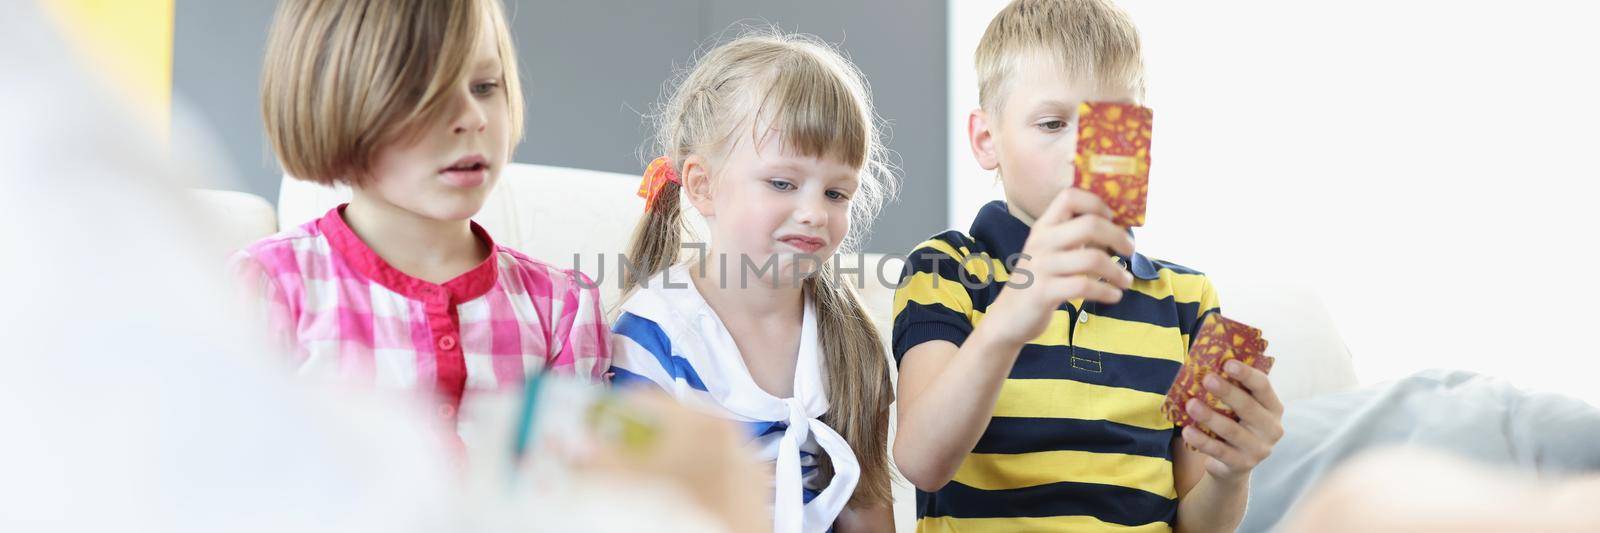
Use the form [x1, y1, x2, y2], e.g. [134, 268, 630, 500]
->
[949, 0, 1600, 405]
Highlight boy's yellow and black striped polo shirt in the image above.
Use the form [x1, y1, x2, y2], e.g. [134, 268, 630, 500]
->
[892, 200, 1220, 533]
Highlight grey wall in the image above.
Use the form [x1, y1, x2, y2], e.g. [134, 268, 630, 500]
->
[172, 0, 281, 198]
[174, 0, 946, 254]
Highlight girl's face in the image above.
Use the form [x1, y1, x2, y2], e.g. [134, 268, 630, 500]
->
[687, 133, 860, 286]
[359, 28, 511, 222]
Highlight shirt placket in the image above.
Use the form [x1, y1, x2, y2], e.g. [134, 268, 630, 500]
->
[425, 287, 466, 424]
[1068, 256, 1125, 374]
[1068, 302, 1103, 373]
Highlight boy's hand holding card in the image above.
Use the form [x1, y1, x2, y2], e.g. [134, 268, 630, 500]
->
[1162, 312, 1275, 438]
[1073, 102, 1152, 227]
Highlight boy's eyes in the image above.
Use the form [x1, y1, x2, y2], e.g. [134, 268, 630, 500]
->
[1037, 119, 1071, 132]
[471, 80, 501, 97]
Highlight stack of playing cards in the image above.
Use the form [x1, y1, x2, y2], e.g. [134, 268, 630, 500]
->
[1162, 313, 1275, 437]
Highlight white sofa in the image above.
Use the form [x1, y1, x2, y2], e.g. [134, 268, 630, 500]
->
[272, 164, 907, 323]
[260, 163, 1356, 399]
[190, 162, 1358, 531]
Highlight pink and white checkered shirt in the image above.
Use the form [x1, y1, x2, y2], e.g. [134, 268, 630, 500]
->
[229, 205, 610, 421]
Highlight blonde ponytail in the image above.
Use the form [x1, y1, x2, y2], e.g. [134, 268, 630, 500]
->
[622, 178, 686, 293]
[808, 264, 894, 507]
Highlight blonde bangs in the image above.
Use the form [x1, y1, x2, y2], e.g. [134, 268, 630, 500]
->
[389, 2, 479, 146]
[402, 0, 524, 145]
[261, 0, 522, 185]
[751, 51, 869, 170]
[975, 0, 1145, 114]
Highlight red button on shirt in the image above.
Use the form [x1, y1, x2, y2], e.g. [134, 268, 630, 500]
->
[437, 335, 457, 351]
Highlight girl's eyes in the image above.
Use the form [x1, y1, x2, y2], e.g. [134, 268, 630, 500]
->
[471, 80, 501, 97]
[1038, 119, 1070, 132]
[769, 179, 852, 202]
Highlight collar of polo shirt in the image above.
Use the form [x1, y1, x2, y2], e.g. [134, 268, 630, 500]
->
[970, 200, 1162, 281]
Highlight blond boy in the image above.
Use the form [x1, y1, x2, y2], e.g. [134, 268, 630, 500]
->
[891, 1, 1284, 531]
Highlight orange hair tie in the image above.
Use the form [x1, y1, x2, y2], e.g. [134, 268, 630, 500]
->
[637, 156, 680, 211]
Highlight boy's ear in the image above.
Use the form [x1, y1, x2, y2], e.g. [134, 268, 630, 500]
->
[681, 154, 715, 217]
[968, 108, 1000, 171]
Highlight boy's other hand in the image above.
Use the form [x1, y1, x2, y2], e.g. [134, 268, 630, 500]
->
[1180, 360, 1285, 485]
[989, 188, 1135, 345]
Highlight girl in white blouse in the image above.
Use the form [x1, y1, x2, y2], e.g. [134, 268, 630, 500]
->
[608, 29, 898, 533]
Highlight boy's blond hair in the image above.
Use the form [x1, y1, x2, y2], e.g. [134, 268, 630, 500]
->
[976, 0, 1145, 115]
[261, 0, 524, 186]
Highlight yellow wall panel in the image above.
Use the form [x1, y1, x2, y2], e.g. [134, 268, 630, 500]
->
[40, 0, 175, 140]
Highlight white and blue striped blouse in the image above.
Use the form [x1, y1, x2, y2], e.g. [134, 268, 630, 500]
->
[609, 264, 859, 533]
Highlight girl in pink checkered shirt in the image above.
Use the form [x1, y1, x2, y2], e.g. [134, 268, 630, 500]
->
[229, 0, 609, 431]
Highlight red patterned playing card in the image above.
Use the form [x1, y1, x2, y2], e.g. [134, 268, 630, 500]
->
[1073, 102, 1152, 227]
[1162, 313, 1274, 438]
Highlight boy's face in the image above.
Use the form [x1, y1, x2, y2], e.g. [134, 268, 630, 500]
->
[360, 26, 512, 222]
[969, 62, 1136, 225]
